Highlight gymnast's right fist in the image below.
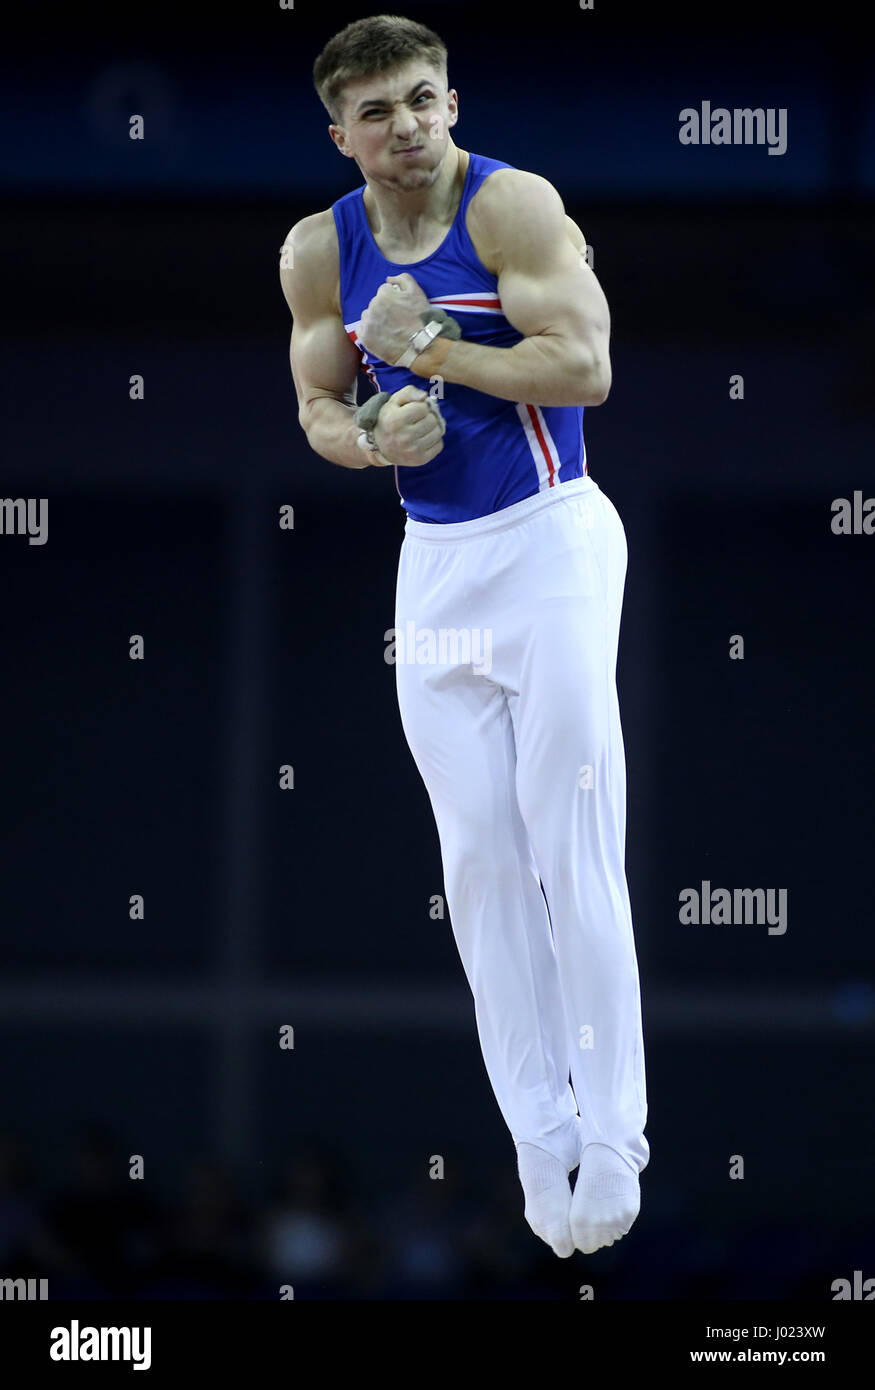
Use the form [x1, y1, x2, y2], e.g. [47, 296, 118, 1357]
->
[374, 385, 446, 469]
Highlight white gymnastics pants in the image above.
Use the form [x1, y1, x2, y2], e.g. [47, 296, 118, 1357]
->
[394, 475, 649, 1176]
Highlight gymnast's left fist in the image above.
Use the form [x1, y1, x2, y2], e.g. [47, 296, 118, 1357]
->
[358, 273, 432, 365]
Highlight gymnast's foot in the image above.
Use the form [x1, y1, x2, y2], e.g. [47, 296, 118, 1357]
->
[569, 1142, 641, 1255]
[516, 1142, 575, 1258]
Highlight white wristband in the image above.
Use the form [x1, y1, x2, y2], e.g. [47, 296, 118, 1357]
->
[394, 320, 445, 369]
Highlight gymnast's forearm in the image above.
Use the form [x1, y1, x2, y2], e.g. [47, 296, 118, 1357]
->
[413, 333, 610, 408]
[301, 395, 377, 470]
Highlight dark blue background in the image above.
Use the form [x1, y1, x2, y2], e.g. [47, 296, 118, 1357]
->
[1, 0, 872, 1299]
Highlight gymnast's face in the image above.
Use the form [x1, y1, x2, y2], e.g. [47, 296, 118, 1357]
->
[329, 60, 458, 191]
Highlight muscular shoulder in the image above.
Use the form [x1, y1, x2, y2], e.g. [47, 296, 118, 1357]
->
[466, 167, 585, 274]
[279, 208, 341, 317]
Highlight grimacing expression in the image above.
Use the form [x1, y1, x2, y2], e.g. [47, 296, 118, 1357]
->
[330, 61, 458, 190]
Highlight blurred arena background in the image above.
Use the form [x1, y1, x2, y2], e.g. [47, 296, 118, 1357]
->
[1, 1, 873, 1298]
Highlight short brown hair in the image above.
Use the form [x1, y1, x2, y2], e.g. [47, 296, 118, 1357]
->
[313, 15, 448, 127]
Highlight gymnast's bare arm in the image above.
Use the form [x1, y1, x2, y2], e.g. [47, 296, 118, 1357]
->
[280, 210, 374, 470]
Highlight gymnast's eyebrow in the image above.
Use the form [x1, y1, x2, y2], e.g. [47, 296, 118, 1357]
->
[354, 80, 434, 116]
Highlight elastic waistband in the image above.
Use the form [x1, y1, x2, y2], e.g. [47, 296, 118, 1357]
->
[403, 475, 598, 544]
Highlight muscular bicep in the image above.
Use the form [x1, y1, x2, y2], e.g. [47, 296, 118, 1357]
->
[288, 312, 361, 425]
[280, 221, 362, 427]
[490, 173, 610, 364]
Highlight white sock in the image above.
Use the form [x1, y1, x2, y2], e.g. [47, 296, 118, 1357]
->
[516, 1142, 574, 1258]
[569, 1142, 641, 1255]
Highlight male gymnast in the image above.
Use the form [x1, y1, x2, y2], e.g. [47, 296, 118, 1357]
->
[280, 14, 649, 1258]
